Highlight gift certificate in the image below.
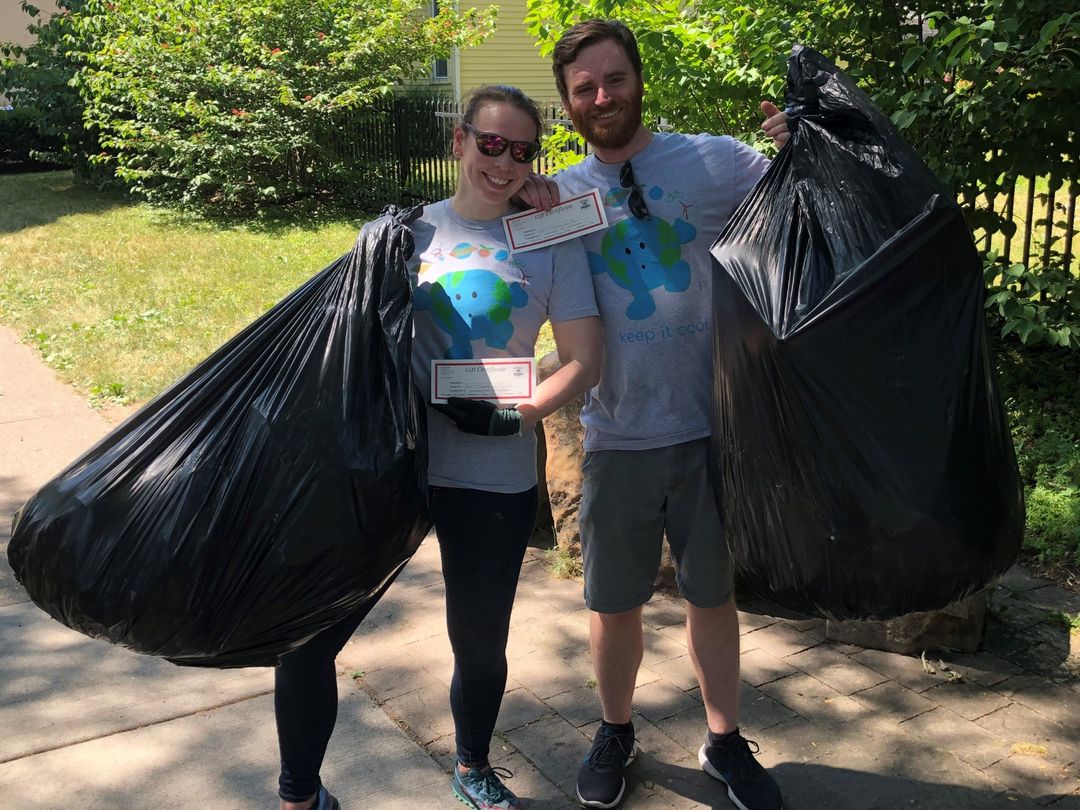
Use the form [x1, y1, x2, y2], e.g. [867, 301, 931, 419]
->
[431, 358, 536, 404]
[502, 188, 608, 254]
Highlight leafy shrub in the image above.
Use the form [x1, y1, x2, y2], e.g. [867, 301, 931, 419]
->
[996, 338, 1080, 565]
[0, 104, 64, 169]
[0, 1, 103, 177]
[68, 0, 494, 213]
[985, 254, 1080, 349]
[526, 0, 1080, 351]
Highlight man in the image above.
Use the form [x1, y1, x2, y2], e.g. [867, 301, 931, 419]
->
[529, 19, 788, 810]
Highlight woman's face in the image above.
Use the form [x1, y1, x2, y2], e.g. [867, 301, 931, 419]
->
[453, 102, 537, 214]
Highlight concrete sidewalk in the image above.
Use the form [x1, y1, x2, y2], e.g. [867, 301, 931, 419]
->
[1, 322, 1079, 809]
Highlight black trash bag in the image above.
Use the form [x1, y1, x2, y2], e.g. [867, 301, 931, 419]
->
[709, 46, 1024, 620]
[7, 205, 432, 667]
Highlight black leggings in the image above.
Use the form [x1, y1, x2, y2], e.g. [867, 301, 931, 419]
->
[435, 485, 536, 765]
[274, 485, 536, 801]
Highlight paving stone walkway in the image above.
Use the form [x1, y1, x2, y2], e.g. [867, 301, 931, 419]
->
[3, 321, 1078, 808]
[340, 539, 1080, 809]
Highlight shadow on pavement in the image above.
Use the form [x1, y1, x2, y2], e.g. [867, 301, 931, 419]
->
[654, 759, 1066, 810]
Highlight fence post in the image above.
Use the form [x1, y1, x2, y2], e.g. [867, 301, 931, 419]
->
[394, 97, 411, 190]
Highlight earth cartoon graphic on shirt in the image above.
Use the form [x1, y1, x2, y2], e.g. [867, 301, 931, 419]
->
[589, 184, 696, 320]
[414, 242, 528, 359]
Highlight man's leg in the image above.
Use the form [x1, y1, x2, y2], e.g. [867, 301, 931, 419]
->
[591, 606, 644, 725]
[576, 447, 667, 808]
[686, 599, 740, 734]
[669, 439, 782, 810]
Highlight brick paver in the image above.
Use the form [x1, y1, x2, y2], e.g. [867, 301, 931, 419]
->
[345, 540, 1080, 808]
[849, 680, 937, 723]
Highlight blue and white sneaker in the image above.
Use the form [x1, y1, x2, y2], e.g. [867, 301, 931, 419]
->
[452, 763, 522, 809]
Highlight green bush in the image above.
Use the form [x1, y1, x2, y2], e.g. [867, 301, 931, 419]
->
[526, 0, 1080, 351]
[0, 1, 104, 178]
[996, 338, 1080, 565]
[985, 255, 1080, 349]
[0, 104, 64, 169]
[67, 0, 494, 213]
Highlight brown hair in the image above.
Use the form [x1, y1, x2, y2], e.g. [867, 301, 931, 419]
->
[461, 85, 543, 143]
[551, 19, 643, 101]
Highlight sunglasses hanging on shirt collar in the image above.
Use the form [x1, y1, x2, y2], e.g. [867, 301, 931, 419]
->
[620, 160, 651, 220]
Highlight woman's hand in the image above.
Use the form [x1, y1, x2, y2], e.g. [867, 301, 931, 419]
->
[434, 398, 523, 436]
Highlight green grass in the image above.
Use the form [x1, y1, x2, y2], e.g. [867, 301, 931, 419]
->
[0, 172, 369, 406]
[543, 545, 583, 580]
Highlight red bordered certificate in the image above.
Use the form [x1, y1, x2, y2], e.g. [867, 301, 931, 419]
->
[502, 188, 608, 254]
[431, 358, 536, 404]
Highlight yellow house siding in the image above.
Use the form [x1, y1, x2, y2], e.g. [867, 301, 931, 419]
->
[0, 4, 36, 48]
[1, 4, 38, 106]
[458, 0, 557, 103]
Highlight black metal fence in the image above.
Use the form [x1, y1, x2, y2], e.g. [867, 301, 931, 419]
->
[340, 96, 1076, 272]
[963, 175, 1079, 272]
[334, 96, 586, 204]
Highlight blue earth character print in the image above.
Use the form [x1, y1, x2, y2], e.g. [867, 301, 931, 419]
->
[414, 268, 528, 358]
[589, 188, 697, 320]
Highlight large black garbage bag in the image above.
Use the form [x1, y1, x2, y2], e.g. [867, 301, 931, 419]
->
[709, 46, 1024, 620]
[7, 206, 432, 666]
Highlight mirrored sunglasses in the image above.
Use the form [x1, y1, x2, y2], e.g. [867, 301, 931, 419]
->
[463, 122, 541, 164]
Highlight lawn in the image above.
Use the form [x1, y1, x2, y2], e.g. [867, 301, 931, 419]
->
[0, 171, 368, 406]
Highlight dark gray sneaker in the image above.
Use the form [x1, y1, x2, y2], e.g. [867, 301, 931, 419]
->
[698, 731, 782, 810]
[575, 723, 637, 808]
[311, 785, 340, 810]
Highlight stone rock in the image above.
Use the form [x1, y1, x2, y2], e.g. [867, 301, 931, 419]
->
[826, 591, 990, 654]
[530, 422, 555, 548]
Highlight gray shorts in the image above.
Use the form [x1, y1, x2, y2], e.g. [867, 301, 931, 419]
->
[579, 438, 734, 613]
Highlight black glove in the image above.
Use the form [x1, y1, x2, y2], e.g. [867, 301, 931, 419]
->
[433, 398, 523, 436]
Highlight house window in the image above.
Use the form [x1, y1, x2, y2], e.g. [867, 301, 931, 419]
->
[432, 0, 449, 81]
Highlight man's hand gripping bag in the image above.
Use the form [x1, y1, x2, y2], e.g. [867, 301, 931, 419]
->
[710, 47, 1025, 620]
[7, 206, 432, 666]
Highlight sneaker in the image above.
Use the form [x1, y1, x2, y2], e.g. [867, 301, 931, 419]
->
[698, 730, 782, 810]
[452, 763, 522, 809]
[306, 785, 340, 810]
[575, 723, 637, 808]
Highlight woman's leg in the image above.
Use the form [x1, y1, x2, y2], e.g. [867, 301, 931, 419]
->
[433, 485, 538, 768]
[274, 605, 370, 805]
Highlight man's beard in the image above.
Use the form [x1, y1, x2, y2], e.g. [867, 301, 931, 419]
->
[568, 90, 643, 150]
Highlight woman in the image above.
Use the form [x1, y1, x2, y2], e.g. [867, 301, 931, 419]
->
[274, 85, 602, 810]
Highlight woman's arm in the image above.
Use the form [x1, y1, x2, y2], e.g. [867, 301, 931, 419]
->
[516, 315, 602, 432]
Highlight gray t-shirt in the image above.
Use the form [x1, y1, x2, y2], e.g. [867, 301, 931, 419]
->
[409, 199, 598, 492]
[554, 132, 768, 451]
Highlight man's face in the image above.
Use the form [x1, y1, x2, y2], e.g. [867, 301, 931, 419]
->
[561, 38, 644, 151]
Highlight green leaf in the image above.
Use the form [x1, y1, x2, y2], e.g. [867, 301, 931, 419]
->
[937, 26, 967, 46]
[891, 109, 917, 130]
[902, 45, 925, 74]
